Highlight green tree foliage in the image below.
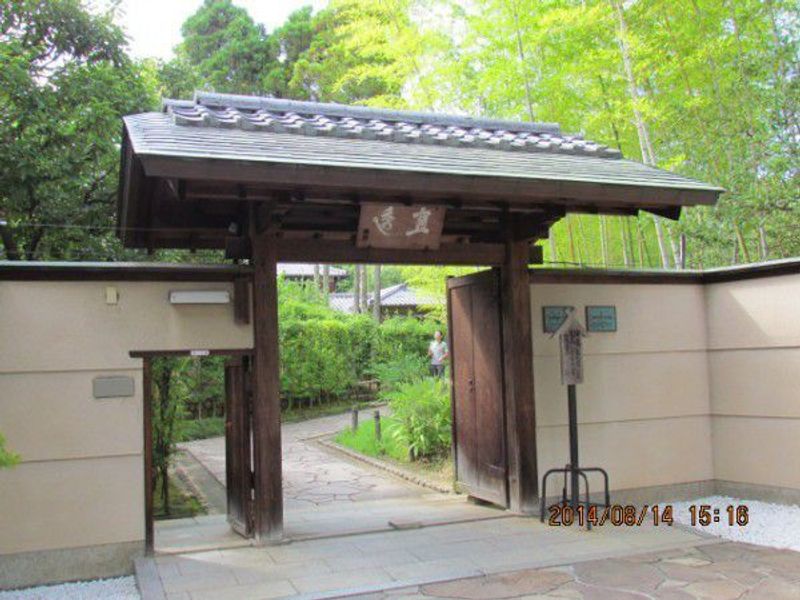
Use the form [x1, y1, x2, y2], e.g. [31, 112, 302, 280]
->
[151, 356, 189, 516]
[178, 0, 270, 94]
[413, 0, 799, 269]
[0, 0, 157, 261]
[263, 6, 316, 98]
[373, 316, 440, 365]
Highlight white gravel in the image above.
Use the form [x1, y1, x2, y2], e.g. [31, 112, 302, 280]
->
[0, 576, 139, 600]
[672, 495, 800, 552]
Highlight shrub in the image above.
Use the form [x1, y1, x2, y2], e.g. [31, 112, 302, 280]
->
[373, 353, 427, 396]
[373, 317, 442, 365]
[0, 433, 19, 468]
[176, 417, 226, 442]
[385, 378, 451, 460]
[334, 417, 407, 462]
[280, 319, 356, 403]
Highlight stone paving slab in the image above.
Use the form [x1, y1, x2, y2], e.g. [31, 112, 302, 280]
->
[142, 517, 721, 600]
[179, 409, 426, 515]
[351, 541, 800, 600]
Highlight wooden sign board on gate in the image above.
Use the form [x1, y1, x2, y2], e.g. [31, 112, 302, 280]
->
[357, 203, 446, 250]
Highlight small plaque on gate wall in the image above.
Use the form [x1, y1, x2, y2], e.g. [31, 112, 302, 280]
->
[586, 306, 617, 332]
[357, 203, 446, 250]
[93, 376, 135, 399]
[542, 306, 573, 333]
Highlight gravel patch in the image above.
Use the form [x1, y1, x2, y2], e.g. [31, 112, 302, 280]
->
[672, 495, 800, 552]
[0, 576, 139, 600]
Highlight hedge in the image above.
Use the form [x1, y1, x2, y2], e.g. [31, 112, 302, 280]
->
[279, 314, 443, 406]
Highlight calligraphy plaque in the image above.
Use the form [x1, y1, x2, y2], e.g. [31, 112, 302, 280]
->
[559, 328, 584, 385]
[542, 306, 574, 333]
[357, 203, 446, 250]
[586, 305, 617, 332]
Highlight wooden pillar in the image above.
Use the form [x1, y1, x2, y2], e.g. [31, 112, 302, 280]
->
[251, 220, 284, 542]
[500, 232, 538, 514]
[142, 357, 154, 554]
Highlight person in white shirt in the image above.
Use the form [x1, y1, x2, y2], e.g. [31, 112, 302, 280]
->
[427, 330, 449, 378]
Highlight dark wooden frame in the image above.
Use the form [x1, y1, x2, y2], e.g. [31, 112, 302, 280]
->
[134, 347, 254, 555]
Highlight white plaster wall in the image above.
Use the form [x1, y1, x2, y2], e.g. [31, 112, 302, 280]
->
[705, 274, 800, 491]
[530, 282, 714, 494]
[0, 279, 252, 555]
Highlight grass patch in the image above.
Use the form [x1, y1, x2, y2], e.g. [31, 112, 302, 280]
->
[153, 476, 206, 520]
[335, 415, 456, 490]
[335, 417, 408, 462]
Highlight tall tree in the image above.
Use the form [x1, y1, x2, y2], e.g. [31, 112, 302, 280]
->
[0, 0, 156, 261]
[178, 0, 271, 94]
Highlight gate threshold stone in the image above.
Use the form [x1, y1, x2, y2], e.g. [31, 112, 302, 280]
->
[139, 516, 716, 599]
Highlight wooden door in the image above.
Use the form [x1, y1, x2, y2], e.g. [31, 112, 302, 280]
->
[225, 356, 254, 537]
[448, 270, 508, 507]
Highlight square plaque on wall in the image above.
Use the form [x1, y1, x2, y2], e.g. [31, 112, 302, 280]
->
[542, 306, 574, 333]
[586, 305, 617, 332]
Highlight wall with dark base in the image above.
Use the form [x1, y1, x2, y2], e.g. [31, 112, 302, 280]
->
[0, 274, 252, 590]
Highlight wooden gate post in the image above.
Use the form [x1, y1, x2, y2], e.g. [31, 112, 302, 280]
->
[251, 217, 284, 543]
[500, 231, 538, 514]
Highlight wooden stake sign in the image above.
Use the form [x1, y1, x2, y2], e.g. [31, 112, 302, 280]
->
[357, 203, 446, 250]
[552, 309, 587, 385]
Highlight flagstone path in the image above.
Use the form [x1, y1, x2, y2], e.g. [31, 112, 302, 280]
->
[179, 410, 430, 512]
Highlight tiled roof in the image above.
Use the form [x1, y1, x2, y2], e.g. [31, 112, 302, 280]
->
[329, 283, 442, 314]
[123, 91, 722, 198]
[164, 92, 623, 159]
[277, 263, 346, 278]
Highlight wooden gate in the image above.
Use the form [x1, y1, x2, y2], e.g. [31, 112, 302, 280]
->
[447, 270, 509, 507]
[224, 355, 254, 537]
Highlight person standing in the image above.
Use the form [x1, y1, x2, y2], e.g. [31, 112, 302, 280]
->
[428, 330, 449, 378]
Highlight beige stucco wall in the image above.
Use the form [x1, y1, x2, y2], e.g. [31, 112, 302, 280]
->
[705, 274, 800, 492]
[0, 280, 252, 556]
[530, 282, 714, 496]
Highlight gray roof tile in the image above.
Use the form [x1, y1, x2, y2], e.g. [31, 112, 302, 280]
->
[163, 92, 624, 159]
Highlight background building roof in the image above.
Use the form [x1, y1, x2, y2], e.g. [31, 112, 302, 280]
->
[277, 263, 346, 278]
[329, 283, 442, 314]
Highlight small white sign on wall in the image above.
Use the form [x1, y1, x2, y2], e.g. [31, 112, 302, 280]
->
[169, 290, 230, 304]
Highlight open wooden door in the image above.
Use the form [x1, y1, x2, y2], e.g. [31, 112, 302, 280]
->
[224, 355, 254, 537]
[448, 270, 508, 507]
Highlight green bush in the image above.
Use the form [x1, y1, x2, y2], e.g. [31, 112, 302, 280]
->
[0, 433, 19, 468]
[385, 378, 451, 460]
[373, 353, 427, 396]
[373, 317, 443, 366]
[276, 279, 443, 409]
[334, 417, 407, 462]
[176, 417, 225, 442]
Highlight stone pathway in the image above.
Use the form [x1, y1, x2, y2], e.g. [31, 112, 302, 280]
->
[143, 516, 728, 599]
[169, 410, 499, 547]
[180, 410, 424, 512]
[354, 541, 800, 599]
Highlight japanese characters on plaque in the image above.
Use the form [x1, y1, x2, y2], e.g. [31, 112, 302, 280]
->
[551, 310, 587, 386]
[542, 306, 574, 334]
[357, 203, 446, 250]
[585, 306, 617, 332]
